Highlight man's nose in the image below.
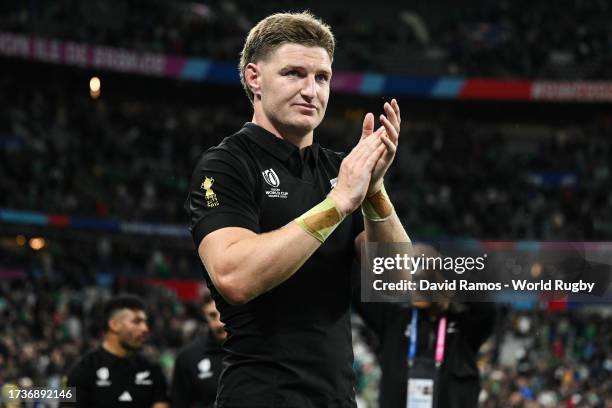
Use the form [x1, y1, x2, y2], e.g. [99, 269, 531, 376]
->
[300, 75, 316, 99]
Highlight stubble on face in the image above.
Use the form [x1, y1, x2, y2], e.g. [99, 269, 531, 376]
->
[115, 309, 149, 351]
[255, 43, 332, 142]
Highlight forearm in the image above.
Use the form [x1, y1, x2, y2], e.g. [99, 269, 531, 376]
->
[361, 183, 410, 243]
[212, 222, 321, 303]
[364, 210, 410, 243]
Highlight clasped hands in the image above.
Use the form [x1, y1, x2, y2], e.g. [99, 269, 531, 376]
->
[329, 99, 401, 217]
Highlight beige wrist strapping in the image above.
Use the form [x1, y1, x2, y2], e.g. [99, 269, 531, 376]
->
[361, 184, 394, 221]
[295, 197, 345, 243]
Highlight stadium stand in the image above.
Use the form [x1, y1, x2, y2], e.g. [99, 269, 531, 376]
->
[2, 0, 612, 78]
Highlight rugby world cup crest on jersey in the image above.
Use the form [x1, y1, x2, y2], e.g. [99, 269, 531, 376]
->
[262, 169, 280, 188]
[262, 168, 288, 199]
[96, 366, 111, 386]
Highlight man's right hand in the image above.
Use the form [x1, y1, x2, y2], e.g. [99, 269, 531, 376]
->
[329, 131, 386, 217]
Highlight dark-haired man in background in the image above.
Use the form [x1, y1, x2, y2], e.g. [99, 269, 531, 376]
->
[62, 294, 169, 408]
[171, 292, 226, 408]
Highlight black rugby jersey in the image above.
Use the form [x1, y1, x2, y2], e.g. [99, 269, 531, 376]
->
[62, 346, 168, 408]
[186, 122, 363, 408]
[171, 331, 224, 408]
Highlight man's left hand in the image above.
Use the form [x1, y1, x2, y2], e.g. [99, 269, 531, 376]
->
[360, 99, 401, 195]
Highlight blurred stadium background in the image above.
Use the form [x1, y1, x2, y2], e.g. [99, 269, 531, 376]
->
[1, 0, 611, 407]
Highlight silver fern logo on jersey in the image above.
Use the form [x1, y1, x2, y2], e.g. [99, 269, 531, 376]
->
[262, 169, 280, 188]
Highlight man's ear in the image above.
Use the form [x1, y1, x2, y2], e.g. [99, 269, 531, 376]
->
[108, 316, 122, 334]
[244, 62, 262, 99]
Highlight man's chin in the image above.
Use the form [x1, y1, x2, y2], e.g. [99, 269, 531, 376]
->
[282, 118, 319, 135]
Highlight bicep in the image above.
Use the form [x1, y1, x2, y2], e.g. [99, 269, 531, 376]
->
[187, 149, 260, 248]
[198, 227, 257, 287]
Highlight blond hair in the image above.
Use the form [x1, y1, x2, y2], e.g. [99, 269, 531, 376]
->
[239, 11, 335, 103]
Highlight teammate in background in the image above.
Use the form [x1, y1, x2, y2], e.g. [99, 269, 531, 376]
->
[171, 292, 226, 408]
[62, 295, 169, 408]
[186, 11, 410, 407]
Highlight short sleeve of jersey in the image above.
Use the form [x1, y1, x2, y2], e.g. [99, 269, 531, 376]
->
[62, 359, 91, 408]
[186, 146, 260, 247]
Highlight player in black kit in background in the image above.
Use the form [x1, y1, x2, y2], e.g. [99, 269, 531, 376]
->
[171, 292, 226, 408]
[62, 295, 169, 408]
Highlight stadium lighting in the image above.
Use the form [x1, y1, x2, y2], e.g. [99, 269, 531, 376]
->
[90, 76, 101, 92]
[29, 237, 46, 251]
[90, 76, 101, 99]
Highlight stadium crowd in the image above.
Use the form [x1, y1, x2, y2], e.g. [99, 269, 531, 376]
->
[1, 2, 612, 406]
[2, 75, 611, 240]
[1, 242, 611, 407]
[479, 308, 612, 407]
[1, 0, 612, 78]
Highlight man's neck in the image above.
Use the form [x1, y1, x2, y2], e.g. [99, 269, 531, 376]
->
[251, 112, 313, 152]
[102, 337, 130, 358]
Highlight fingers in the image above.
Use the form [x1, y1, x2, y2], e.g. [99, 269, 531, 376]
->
[383, 102, 400, 135]
[391, 98, 401, 124]
[361, 112, 375, 141]
[373, 124, 386, 137]
[380, 133, 397, 156]
[353, 133, 382, 165]
[379, 115, 398, 145]
[351, 125, 383, 158]
[364, 143, 387, 171]
[347, 130, 374, 162]
[378, 98, 401, 146]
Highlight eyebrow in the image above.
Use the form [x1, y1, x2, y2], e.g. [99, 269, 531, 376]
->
[279, 65, 332, 77]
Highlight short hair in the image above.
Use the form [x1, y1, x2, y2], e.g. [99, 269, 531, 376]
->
[201, 291, 214, 306]
[239, 11, 335, 103]
[104, 294, 146, 331]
